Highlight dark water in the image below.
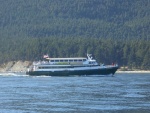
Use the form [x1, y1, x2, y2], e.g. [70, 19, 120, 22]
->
[0, 73, 150, 113]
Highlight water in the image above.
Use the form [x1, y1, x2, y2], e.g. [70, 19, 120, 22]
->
[0, 73, 150, 113]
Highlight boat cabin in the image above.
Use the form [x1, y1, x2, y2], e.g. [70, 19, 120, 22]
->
[49, 58, 87, 63]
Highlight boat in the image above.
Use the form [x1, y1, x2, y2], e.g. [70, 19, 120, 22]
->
[26, 54, 119, 76]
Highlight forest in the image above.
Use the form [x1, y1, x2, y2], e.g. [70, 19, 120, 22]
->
[0, 0, 149, 69]
[0, 38, 149, 70]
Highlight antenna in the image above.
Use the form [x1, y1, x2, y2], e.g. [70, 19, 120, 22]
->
[87, 53, 92, 60]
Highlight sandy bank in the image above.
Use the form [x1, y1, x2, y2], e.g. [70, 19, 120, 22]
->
[0, 61, 31, 73]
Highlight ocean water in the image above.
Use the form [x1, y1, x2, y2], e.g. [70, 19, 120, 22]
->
[0, 73, 150, 113]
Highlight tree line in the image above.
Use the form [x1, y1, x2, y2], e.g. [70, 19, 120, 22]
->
[0, 38, 149, 70]
[0, 0, 149, 40]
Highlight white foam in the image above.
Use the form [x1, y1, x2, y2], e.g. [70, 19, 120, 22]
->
[0, 72, 29, 76]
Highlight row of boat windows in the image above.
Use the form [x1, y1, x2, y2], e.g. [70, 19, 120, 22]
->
[38, 66, 73, 69]
[50, 59, 86, 62]
[38, 65, 97, 69]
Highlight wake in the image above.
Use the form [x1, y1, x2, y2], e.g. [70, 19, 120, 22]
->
[0, 72, 29, 76]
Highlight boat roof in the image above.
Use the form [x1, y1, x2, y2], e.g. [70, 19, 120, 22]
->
[46, 57, 87, 60]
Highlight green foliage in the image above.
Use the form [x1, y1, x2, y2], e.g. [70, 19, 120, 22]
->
[0, 0, 149, 69]
[0, 38, 149, 69]
[0, 0, 149, 39]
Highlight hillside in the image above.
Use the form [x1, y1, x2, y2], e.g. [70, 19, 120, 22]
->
[0, 0, 149, 70]
[0, 38, 149, 70]
[0, 0, 149, 39]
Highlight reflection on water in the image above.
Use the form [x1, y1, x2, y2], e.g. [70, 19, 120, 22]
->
[0, 73, 150, 113]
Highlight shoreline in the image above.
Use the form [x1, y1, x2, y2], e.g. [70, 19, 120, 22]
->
[0, 70, 150, 75]
[0, 61, 150, 75]
[117, 70, 150, 73]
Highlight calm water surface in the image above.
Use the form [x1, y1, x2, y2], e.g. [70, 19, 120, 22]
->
[0, 73, 150, 113]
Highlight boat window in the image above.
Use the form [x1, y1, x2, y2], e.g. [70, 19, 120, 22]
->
[69, 60, 73, 62]
[89, 61, 95, 64]
[89, 61, 93, 64]
[50, 60, 54, 62]
[38, 66, 74, 69]
[83, 59, 86, 61]
[64, 60, 68, 62]
[74, 59, 77, 62]
[60, 60, 63, 62]
[78, 59, 82, 61]
[55, 60, 59, 62]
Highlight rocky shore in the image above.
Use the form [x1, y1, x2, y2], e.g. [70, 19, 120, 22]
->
[0, 61, 31, 73]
